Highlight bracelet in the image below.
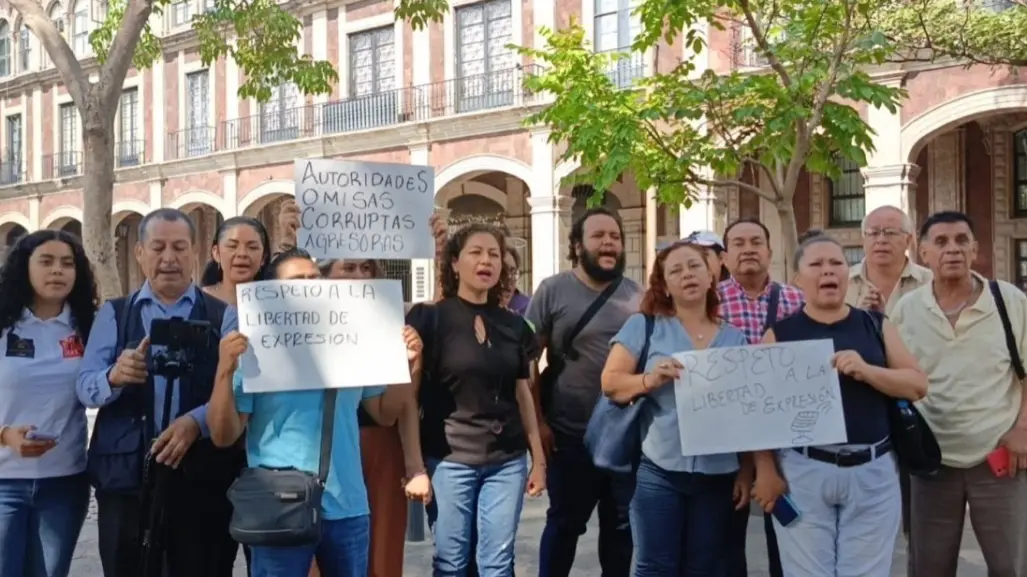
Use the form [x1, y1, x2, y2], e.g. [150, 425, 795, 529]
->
[640, 373, 651, 391]
[0, 425, 8, 448]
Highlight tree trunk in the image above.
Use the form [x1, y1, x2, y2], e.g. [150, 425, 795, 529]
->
[81, 109, 122, 301]
[777, 201, 799, 282]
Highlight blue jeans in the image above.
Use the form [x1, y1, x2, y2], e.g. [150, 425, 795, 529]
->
[249, 515, 370, 577]
[426, 454, 527, 577]
[539, 433, 633, 577]
[0, 473, 90, 577]
[630, 458, 735, 577]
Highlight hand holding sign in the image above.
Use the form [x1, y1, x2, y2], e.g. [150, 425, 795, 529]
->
[404, 325, 423, 364]
[832, 350, 869, 382]
[646, 357, 684, 390]
[218, 331, 249, 373]
[110, 336, 150, 387]
[278, 200, 301, 249]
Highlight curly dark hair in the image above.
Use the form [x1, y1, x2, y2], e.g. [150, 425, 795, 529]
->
[0, 230, 99, 342]
[200, 217, 271, 287]
[438, 222, 511, 304]
[639, 241, 719, 321]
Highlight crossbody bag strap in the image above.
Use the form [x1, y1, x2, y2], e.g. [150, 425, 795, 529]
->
[762, 283, 782, 335]
[317, 388, 339, 483]
[990, 280, 1026, 381]
[559, 277, 624, 360]
[635, 314, 655, 374]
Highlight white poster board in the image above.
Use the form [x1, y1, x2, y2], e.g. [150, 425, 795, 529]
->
[295, 158, 435, 260]
[672, 339, 846, 456]
[236, 279, 410, 393]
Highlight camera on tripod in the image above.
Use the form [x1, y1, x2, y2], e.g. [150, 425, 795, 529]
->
[149, 317, 213, 378]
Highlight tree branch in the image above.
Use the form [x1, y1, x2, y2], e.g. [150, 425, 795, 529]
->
[97, 0, 154, 115]
[738, 0, 792, 87]
[698, 176, 777, 202]
[9, 0, 88, 108]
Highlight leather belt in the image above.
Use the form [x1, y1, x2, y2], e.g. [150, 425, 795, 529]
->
[792, 439, 892, 468]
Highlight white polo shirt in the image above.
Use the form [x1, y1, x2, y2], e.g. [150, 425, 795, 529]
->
[0, 305, 88, 479]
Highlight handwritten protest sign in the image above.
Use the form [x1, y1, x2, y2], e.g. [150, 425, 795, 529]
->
[236, 279, 410, 393]
[295, 158, 435, 260]
[672, 340, 846, 456]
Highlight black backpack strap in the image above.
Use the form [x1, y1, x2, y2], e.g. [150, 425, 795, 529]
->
[762, 283, 782, 335]
[197, 289, 229, 339]
[990, 281, 1026, 381]
[866, 309, 885, 352]
[111, 294, 136, 354]
[561, 277, 624, 362]
[635, 314, 656, 374]
[318, 389, 338, 483]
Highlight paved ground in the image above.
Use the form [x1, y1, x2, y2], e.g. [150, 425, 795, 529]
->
[73, 411, 992, 576]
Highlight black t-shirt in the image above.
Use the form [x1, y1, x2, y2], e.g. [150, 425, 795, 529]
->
[407, 297, 536, 466]
[771, 308, 891, 445]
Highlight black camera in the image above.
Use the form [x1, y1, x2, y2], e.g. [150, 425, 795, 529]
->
[149, 317, 213, 378]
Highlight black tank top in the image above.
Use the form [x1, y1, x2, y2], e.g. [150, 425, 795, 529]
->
[772, 307, 891, 444]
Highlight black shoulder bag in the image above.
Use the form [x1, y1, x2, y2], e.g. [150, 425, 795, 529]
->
[990, 281, 1026, 381]
[227, 388, 338, 547]
[539, 277, 624, 413]
[867, 310, 941, 477]
[763, 283, 781, 335]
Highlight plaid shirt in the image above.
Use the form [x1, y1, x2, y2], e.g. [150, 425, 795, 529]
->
[717, 277, 805, 344]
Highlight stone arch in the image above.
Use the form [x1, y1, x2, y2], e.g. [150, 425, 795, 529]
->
[435, 154, 535, 194]
[40, 205, 83, 229]
[0, 211, 31, 232]
[169, 190, 228, 216]
[111, 200, 150, 226]
[239, 180, 294, 217]
[555, 160, 640, 208]
[902, 85, 1027, 162]
[436, 181, 508, 211]
[0, 214, 28, 256]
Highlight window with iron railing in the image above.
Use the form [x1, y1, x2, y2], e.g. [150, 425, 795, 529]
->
[843, 246, 864, 266]
[1016, 239, 1027, 292]
[172, 1, 192, 26]
[456, 0, 515, 113]
[259, 83, 300, 143]
[323, 26, 399, 134]
[1015, 130, 1027, 217]
[0, 22, 10, 77]
[18, 25, 31, 73]
[186, 70, 210, 157]
[118, 88, 141, 166]
[828, 155, 865, 227]
[59, 103, 78, 177]
[595, 0, 643, 88]
[3, 114, 21, 185]
[72, 0, 89, 55]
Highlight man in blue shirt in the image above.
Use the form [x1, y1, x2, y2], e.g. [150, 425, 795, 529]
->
[77, 208, 243, 577]
[208, 248, 421, 577]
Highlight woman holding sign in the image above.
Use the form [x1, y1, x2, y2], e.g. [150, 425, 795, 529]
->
[600, 240, 749, 576]
[750, 232, 926, 577]
[406, 223, 546, 577]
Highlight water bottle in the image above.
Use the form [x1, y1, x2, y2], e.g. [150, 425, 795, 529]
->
[897, 400, 918, 434]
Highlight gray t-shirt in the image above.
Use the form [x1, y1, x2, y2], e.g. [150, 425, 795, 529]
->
[526, 271, 641, 437]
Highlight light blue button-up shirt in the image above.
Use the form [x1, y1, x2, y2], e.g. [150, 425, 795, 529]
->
[611, 312, 748, 474]
[76, 282, 239, 437]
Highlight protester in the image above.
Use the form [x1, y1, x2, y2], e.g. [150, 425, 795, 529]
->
[527, 207, 639, 577]
[406, 223, 545, 576]
[718, 218, 803, 577]
[601, 240, 748, 576]
[201, 216, 272, 297]
[844, 205, 931, 539]
[501, 246, 530, 315]
[752, 231, 926, 577]
[892, 211, 1027, 577]
[208, 247, 421, 577]
[686, 230, 730, 282]
[0, 230, 97, 577]
[77, 208, 241, 577]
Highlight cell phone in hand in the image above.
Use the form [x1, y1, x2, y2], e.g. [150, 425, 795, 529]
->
[25, 431, 58, 442]
[772, 494, 801, 528]
[987, 447, 1011, 478]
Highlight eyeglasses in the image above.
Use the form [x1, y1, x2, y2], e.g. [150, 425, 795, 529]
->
[863, 227, 906, 239]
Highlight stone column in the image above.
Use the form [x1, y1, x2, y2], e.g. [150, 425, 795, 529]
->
[644, 187, 658, 279]
[927, 129, 965, 214]
[621, 206, 645, 285]
[862, 164, 921, 221]
[528, 194, 573, 288]
[410, 143, 435, 302]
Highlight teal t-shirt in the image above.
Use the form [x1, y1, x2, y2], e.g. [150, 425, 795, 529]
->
[233, 371, 385, 520]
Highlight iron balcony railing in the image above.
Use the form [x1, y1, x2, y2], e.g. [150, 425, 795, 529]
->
[116, 139, 145, 168]
[598, 49, 646, 89]
[165, 65, 543, 161]
[42, 150, 82, 179]
[0, 159, 22, 185]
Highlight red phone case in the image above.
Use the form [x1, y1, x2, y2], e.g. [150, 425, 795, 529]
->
[987, 447, 1010, 477]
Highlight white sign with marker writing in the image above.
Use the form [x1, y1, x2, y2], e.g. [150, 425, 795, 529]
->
[236, 279, 410, 393]
[672, 340, 846, 456]
[295, 158, 435, 260]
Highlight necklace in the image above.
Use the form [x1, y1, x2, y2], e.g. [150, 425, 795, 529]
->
[940, 277, 978, 317]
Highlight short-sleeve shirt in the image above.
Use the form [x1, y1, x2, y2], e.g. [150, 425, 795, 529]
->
[0, 306, 88, 479]
[233, 372, 384, 521]
[846, 259, 932, 316]
[611, 313, 747, 473]
[771, 308, 891, 445]
[718, 277, 804, 345]
[407, 297, 535, 466]
[526, 272, 641, 436]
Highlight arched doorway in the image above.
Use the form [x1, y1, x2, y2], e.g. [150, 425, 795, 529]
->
[0, 222, 27, 258]
[179, 203, 224, 285]
[436, 170, 533, 294]
[46, 216, 83, 238]
[113, 211, 145, 296]
[242, 192, 291, 253]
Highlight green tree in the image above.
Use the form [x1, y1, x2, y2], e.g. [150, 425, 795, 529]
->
[11, 0, 337, 298]
[879, 0, 1027, 67]
[506, 0, 905, 273]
